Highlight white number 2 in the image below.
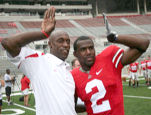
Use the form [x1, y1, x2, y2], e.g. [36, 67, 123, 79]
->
[85, 79, 111, 113]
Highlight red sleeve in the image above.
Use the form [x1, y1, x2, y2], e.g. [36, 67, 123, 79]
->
[99, 45, 124, 70]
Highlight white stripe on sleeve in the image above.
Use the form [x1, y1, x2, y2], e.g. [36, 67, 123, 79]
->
[112, 48, 123, 63]
[115, 53, 123, 68]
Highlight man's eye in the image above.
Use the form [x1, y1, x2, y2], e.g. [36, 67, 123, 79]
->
[57, 39, 63, 43]
[66, 40, 70, 44]
[80, 48, 85, 52]
[89, 46, 94, 50]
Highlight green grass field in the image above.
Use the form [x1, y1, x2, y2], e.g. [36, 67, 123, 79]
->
[2, 94, 35, 115]
[123, 79, 151, 115]
[1, 77, 151, 115]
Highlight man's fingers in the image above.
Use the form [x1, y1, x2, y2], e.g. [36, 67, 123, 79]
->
[44, 7, 55, 20]
[47, 7, 52, 19]
[44, 10, 48, 19]
[51, 7, 55, 19]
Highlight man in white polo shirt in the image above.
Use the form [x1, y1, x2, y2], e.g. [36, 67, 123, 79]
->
[1, 7, 76, 115]
[4, 69, 14, 105]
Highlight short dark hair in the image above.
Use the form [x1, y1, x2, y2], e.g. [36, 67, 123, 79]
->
[6, 69, 10, 71]
[6, 69, 10, 73]
[73, 36, 93, 51]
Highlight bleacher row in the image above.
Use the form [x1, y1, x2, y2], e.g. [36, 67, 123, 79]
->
[0, 15, 151, 29]
[0, 15, 151, 42]
[0, 14, 151, 75]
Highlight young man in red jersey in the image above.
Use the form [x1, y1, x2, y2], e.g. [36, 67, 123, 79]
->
[146, 55, 151, 85]
[140, 58, 147, 84]
[129, 62, 139, 87]
[72, 33, 149, 115]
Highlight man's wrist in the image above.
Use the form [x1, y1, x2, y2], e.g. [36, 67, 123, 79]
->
[41, 30, 49, 38]
[114, 34, 118, 42]
[107, 32, 118, 42]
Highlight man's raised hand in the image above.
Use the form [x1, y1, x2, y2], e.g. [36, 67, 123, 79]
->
[41, 7, 56, 36]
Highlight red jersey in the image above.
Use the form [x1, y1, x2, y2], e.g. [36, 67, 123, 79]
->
[146, 60, 151, 70]
[129, 62, 139, 73]
[141, 60, 146, 70]
[21, 76, 30, 91]
[72, 45, 124, 115]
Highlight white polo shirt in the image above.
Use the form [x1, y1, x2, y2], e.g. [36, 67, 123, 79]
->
[4, 73, 12, 88]
[7, 47, 77, 115]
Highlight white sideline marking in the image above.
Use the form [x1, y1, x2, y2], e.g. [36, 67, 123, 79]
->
[2, 91, 33, 97]
[3, 100, 36, 112]
[2, 109, 25, 115]
[2, 92, 35, 112]
[121, 18, 151, 35]
[122, 84, 146, 86]
[124, 95, 151, 100]
[148, 87, 151, 89]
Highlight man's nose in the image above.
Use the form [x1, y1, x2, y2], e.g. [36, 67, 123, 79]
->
[86, 48, 91, 54]
[63, 41, 69, 47]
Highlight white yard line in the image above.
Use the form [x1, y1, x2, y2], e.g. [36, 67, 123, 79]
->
[2, 91, 33, 97]
[2, 100, 36, 112]
[124, 95, 151, 100]
[122, 84, 147, 86]
[2, 92, 36, 112]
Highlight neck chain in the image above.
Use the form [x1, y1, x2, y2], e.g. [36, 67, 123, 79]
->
[79, 67, 89, 73]
[79, 67, 92, 79]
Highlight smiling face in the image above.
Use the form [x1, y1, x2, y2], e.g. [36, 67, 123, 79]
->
[74, 37, 95, 71]
[49, 30, 70, 61]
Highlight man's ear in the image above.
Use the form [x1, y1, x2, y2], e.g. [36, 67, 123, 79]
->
[48, 41, 52, 48]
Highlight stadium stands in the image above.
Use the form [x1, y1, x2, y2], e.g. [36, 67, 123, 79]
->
[0, 22, 17, 29]
[0, 14, 151, 75]
[0, 4, 92, 16]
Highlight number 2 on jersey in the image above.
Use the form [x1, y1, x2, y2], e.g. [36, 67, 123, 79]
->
[85, 79, 111, 113]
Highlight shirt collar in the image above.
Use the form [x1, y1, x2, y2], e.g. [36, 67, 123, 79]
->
[46, 53, 71, 69]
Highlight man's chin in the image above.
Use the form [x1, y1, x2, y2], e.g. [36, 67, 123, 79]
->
[86, 62, 94, 67]
[60, 55, 68, 61]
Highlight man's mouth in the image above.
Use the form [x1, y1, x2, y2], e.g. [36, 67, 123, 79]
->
[62, 49, 69, 54]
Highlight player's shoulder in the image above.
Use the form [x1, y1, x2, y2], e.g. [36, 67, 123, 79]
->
[102, 45, 122, 54]
[97, 45, 123, 58]
[71, 68, 82, 81]
[96, 45, 124, 69]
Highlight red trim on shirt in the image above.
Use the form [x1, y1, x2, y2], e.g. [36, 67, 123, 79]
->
[25, 53, 39, 59]
[18, 52, 45, 69]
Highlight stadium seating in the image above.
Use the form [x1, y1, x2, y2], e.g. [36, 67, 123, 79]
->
[0, 14, 151, 74]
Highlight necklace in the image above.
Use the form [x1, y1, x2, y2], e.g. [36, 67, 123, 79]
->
[79, 67, 92, 79]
